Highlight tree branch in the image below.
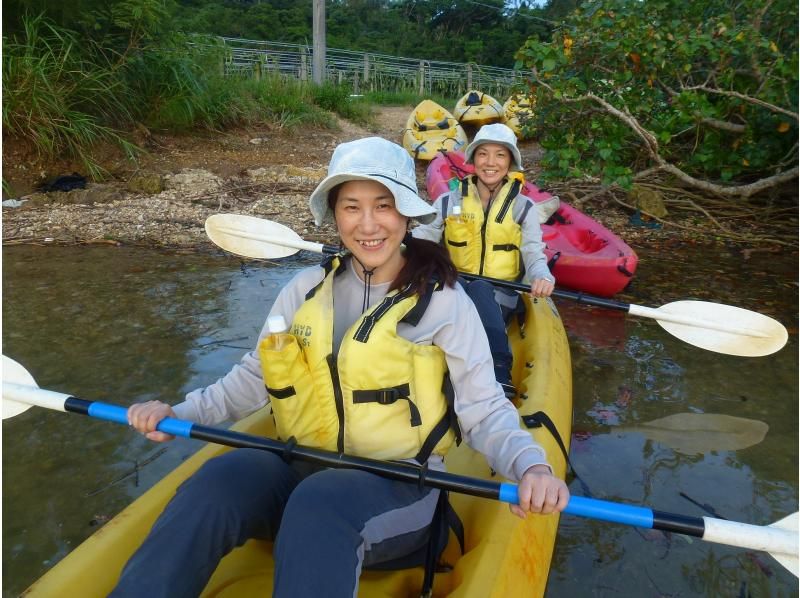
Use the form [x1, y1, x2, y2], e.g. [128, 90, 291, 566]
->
[683, 84, 798, 120]
[533, 70, 661, 157]
[656, 163, 799, 198]
[699, 117, 747, 133]
[535, 71, 798, 198]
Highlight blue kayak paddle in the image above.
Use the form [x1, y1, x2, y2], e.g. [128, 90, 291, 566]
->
[3, 355, 797, 577]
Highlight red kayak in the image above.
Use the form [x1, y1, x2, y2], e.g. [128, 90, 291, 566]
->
[425, 151, 638, 297]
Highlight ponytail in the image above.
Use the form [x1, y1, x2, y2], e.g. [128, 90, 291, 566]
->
[391, 232, 458, 296]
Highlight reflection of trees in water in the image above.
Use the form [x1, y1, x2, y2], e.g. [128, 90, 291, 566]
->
[1, 246, 299, 597]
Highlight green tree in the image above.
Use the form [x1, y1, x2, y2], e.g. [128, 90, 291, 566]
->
[516, 0, 798, 197]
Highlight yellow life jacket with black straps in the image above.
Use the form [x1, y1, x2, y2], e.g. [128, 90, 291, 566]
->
[442, 175, 524, 280]
[258, 256, 459, 463]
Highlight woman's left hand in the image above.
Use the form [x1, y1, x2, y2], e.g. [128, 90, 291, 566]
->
[510, 464, 570, 519]
[530, 278, 554, 298]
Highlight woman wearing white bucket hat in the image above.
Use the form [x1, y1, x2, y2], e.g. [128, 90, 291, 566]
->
[414, 123, 554, 397]
[112, 137, 568, 598]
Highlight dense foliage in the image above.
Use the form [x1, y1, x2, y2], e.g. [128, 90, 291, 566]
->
[3, 0, 558, 68]
[516, 0, 798, 195]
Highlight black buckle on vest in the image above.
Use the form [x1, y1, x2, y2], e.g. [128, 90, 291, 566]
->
[375, 388, 400, 405]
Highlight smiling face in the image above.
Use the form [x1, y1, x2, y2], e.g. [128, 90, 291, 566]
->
[473, 142, 512, 188]
[333, 179, 409, 283]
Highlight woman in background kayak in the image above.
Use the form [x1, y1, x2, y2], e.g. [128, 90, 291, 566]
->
[112, 137, 569, 598]
[413, 123, 554, 398]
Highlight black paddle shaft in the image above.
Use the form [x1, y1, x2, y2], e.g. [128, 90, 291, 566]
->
[458, 272, 631, 312]
[315, 245, 631, 313]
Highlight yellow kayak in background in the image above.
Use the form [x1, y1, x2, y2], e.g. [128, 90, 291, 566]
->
[24, 295, 572, 597]
[453, 90, 504, 127]
[402, 99, 468, 161]
[502, 93, 536, 139]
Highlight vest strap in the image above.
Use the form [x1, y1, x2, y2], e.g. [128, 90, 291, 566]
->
[517, 197, 533, 225]
[522, 410, 594, 497]
[352, 384, 422, 427]
[265, 385, 295, 399]
[353, 285, 416, 342]
[491, 243, 519, 252]
[400, 281, 438, 327]
[420, 490, 465, 597]
[494, 179, 521, 223]
[306, 255, 347, 300]
[412, 375, 460, 464]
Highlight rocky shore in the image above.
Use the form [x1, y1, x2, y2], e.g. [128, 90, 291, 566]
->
[1, 106, 678, 254]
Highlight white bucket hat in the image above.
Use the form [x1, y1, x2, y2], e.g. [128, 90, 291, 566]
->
[464, 123, 523, 171]
[309, 137, 436, 226]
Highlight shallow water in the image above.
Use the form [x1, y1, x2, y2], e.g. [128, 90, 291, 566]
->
[2, 243, 797, 597]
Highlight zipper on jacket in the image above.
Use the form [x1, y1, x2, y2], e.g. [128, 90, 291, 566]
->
[327, 353, 346, 452]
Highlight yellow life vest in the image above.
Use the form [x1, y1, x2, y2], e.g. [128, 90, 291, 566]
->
[258, 257, 457, 462]
[443, 176, 524, 280]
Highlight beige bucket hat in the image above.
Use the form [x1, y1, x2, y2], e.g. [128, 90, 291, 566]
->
[464, 123, 523, 171]
[309, 137, 436, 225]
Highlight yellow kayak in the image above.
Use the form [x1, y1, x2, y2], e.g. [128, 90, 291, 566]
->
[24, 294, 572, 597]
[402, 99, 468, 161]
[502, 94, 536, 139]
[453, 91, 504, 127]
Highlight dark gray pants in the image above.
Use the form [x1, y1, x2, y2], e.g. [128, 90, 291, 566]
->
[109, 448, 438, 598]
[461, 278, 517, 380]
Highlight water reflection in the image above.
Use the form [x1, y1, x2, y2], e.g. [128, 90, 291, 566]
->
[2, 246, 310, 597]
[554, 240, 798, 597]
[2, 243, 797, 597]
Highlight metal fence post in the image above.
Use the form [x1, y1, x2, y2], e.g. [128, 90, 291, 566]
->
[214, 36, 518, 98]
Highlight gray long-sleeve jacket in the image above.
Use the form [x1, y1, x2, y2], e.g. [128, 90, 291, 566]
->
[172, 258, 551, 482]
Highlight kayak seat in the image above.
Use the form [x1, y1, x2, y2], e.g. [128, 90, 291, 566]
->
[562, 227, 608, 253]
[466, 91, 482, 106]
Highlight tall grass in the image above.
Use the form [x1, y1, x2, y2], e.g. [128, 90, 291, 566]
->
[3, 16, 378, 180]
[2, 14, 137, 178]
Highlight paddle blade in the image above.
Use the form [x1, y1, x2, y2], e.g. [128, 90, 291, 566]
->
[655, 301, 788, 357]
[770, 513, 799, 577]
[2, 356, 38, 419]
[619, 413, 769, 455]
[205, 214, 302, 260]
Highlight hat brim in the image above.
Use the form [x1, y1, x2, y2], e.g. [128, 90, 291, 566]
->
[310, 173, 436, 226]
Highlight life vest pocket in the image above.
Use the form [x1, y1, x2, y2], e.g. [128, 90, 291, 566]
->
[444, 216, 479, 272]
[258, 333, 318, 443]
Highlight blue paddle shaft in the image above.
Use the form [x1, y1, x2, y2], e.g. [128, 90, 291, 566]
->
[70, 400, 195, 437]
[68, 398, 707, 539]
[499, 483, 655, 527]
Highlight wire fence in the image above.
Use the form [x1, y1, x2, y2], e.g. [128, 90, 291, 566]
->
[217, 37, 526, 98]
